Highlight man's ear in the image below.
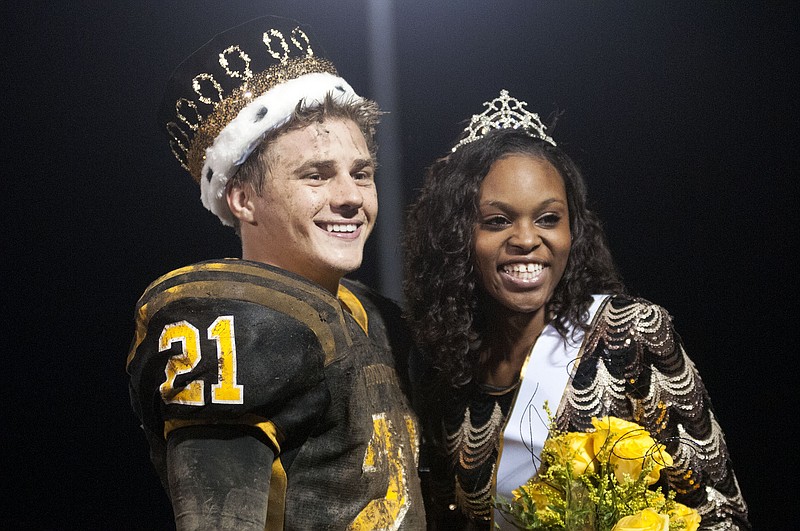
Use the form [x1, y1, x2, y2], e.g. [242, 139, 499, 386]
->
[226, 183, 256, 224]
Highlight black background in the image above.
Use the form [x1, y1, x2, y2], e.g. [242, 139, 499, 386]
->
[3, 1, 794, 529]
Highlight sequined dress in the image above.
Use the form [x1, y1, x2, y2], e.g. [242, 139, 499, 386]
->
[422, 294, 750, 530]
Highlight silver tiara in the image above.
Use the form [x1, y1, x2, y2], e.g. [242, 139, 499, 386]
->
[451, 89, 556, 152]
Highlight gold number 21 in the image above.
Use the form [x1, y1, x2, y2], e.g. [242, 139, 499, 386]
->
[158, 316, 244, 405]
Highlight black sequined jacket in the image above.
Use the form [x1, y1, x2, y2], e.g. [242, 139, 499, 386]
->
[418, 295, 750, 531]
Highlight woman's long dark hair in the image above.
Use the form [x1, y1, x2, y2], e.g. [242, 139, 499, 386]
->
[403, 129, 625, 388]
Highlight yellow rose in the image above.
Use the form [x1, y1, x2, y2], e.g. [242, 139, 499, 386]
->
[591, 417, 673, 485]
[544, 431, 598, 475]
[670, 502, 701, 531]
[611, 508, 669, 531]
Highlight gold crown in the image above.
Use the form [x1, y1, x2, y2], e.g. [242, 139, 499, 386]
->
[451, 89, 556, 152]
[178, 54, 337, 182]
[159, 16, 361, 226]
[164, 23, 338, 182]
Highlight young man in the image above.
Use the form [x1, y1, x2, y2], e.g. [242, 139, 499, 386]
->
[126, 17, 425, 530]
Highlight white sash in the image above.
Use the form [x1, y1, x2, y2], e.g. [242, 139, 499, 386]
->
[493, 295, 608, 529]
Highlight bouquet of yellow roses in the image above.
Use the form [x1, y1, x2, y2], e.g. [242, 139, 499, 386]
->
[495, 411, 701, 531]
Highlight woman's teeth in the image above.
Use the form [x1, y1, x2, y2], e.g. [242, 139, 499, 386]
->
[502, 263, 544, 280]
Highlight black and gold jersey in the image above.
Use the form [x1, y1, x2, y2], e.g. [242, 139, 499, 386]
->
[127, 259, 425, 530]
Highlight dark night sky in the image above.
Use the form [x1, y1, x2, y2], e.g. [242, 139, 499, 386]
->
[3, 1, 793, 529]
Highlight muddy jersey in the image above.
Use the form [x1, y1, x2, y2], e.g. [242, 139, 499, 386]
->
[127, 259, 425, 530]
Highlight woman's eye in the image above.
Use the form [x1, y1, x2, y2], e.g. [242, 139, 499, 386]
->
[537, 213, 561, 227]
[482, 216, 510, 228]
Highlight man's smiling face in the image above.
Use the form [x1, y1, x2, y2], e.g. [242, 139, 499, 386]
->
[238, 117, 377, 291]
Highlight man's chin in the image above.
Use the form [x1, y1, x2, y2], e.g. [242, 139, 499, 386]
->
[336, 259, 364, 277]
[309, 255, 364, 283]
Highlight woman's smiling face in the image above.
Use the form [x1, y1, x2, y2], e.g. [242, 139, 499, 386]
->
[473, 154, 572, 316]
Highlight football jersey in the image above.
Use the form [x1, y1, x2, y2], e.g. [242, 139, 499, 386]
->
[127, 259, 425, 530]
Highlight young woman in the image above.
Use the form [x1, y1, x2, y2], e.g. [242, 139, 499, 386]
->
[403, 90, 750, 530]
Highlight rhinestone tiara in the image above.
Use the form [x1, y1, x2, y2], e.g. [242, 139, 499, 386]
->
[451, 89, 556, 152]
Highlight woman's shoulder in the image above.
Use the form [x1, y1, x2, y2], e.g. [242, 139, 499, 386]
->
[589, 294, 676, 352]
[599, 294, 674, 324]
